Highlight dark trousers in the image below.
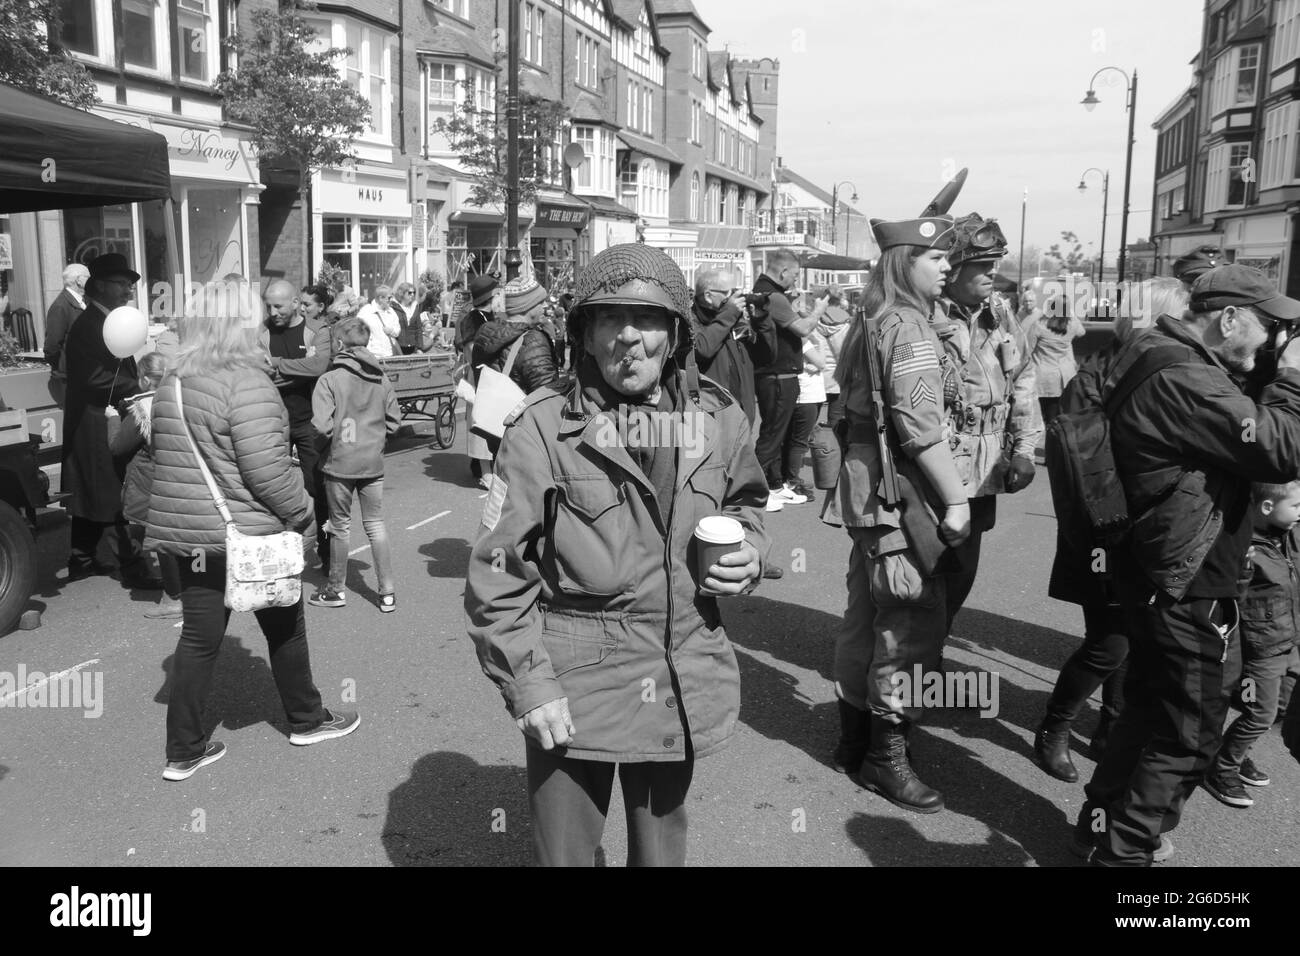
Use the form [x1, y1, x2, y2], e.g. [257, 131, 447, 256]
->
[1215, 645, 1292, 774]
[783, 401, 822, 485]
[1038, 396, 1062, 428]
[165, 558, 325, 761]
[288, 411, 329, 553]
[127, 522, 182, 600]
[69, 515, 140, 570]
[1044, 601, 1129, 731]
[825, 392, 845, 433]
[526, 747, 694, 867]
[943, 495, 997, 633]
[1079, 588, 1234, 865]
[755, 375, 799, 489]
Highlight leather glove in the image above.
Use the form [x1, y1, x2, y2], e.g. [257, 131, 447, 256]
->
[1004, 455, 1035, 493]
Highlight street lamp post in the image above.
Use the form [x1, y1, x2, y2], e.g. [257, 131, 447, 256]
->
[505, 0, 522, 280]
[831, 180, 859, 254]
[1081, 67, 1138, 286]
[1077, 167, 1110, 286]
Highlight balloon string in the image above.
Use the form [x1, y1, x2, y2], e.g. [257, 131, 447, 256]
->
[108, 359, 121, 409]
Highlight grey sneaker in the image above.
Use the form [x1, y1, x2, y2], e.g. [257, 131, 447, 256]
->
[1239, 756, 1270, 787]
[1203, 770, 1253, 808]
[289, 709, 361, 746]
[163, 741, 226, 781]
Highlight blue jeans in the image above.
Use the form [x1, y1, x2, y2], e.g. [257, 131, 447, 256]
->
[325, 476, 394, 595]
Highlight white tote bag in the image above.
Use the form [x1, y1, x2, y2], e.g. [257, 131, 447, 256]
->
[175, 379, 304, 612]
[470, 335, 527, 440]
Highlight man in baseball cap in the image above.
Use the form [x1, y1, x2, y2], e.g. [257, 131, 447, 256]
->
[1072, 260, 1300, 865]
[464, 244, 769, 865]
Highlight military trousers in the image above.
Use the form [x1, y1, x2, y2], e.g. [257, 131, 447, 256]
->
[833, 526, 948, 723]
[942, 495, 997, 633]
[1078, 586, 1235, 865]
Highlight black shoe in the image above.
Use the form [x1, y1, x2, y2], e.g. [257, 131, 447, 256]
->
[1202, 770, 1253, 808]
[763, 564, 784, 579]
[65, 559, 112, 582]
[832, 700, 869, 775]
[1239, 756, 1270, 787]
[1034, 722, 1079, 782]
[856, 716, 944, 814]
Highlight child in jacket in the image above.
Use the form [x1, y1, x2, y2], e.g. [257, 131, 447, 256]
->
[308, 317, 402, 611]
[1204, 479, 1300, 806]
[108, 352, 182, 618]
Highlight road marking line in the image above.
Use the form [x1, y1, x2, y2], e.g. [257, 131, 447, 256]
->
[348, 545, 370, 556]
[0, 658, 101, 705]
[406, 510, 451, 531]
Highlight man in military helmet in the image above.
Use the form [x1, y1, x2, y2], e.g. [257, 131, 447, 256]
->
[464, 244, 769, 866]
[934, 212, 1042, 632]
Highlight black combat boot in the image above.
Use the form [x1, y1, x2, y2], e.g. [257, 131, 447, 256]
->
[1034, 720, 1079, 782]
[832, 700, 870, 775]
[856, 716, 944, 814]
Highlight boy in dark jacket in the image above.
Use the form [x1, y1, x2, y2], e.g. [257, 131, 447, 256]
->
[308, 317, 402, 611]
[1202, 479, 1300, 806]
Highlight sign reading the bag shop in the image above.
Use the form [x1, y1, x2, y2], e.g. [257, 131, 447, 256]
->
[537, 203, 590, 229]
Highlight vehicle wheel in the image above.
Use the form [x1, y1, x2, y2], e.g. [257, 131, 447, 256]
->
[0, 502, 37, 637]
[435, 398, 457, 449]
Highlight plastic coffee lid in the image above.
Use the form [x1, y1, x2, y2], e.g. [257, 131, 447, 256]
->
[695, 515, 745, 544]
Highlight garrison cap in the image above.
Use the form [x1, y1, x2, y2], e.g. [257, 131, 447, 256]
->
[869, 216, 956, 252]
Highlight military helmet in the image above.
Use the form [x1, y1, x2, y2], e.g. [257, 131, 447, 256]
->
[569, 243, 695, 357]
[948, 212, 1008, 267]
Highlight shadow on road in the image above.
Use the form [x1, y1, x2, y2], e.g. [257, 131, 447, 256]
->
[419, 538, 472, 579]
[383, 751, 533, 866]
[845, 811, 1034, 866]
[953, 606, 1085, 675]
[422, 448, 481, 490]
[154, 634, 291, 739]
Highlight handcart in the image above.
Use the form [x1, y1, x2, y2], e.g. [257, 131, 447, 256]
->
[378, 348, 460, 449]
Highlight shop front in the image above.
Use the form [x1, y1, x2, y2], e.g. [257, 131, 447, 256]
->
[1219, 210, 1290, 290]
[313, 165, 412, 299]
[4, 107, 260, 337]
[530, 197, 591, 291]
[694, 225, 754, 288]
[446, 179, 534, 284]
[581, 195, 639, 258]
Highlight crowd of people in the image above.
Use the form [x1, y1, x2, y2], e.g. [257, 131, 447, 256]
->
[37, 215, 1300, 865]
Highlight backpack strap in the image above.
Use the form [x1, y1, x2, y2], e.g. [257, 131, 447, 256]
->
[1101, 343, 1193, 416]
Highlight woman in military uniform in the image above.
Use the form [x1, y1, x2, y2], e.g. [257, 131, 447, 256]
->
[829, 216, 972, 813]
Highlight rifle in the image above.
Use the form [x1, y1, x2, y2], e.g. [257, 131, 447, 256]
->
[863, 316, 953, 576]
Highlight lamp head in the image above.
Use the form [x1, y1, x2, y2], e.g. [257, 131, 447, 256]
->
[1078, 181, 1088, 194]
[1082, 90, 1100, 111]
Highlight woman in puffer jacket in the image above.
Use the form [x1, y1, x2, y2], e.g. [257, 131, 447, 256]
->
[146, 283, 361, 783]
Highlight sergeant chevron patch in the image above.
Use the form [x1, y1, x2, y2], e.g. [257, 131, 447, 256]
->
[910, 379, 937, 408]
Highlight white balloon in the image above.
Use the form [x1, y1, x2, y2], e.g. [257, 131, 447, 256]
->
[103, 306, 149, 359]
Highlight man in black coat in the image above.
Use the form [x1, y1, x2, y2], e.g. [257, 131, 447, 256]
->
[689, 268, 776, 426]
[43, 262, 90, 409]
[1074, 265, 1300, 865]
[62, 253, 156, 586]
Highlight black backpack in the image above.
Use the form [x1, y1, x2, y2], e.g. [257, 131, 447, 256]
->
[1045, 342, 1189, 589]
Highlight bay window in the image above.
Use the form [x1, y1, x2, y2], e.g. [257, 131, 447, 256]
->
[572, 125, 615, 194]
[636, 159, 667, 219]
[345, 22, 393, 140]
[1211, 44, 1261, 115]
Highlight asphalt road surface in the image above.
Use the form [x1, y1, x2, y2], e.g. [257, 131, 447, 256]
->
[2, 419, 1296, 867]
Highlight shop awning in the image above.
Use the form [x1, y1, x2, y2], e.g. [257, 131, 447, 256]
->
[799, 253, 873, 270]
[0, 82, 172, 213]
[617, 132, 684, 167]
[695, 224, 753, 252]
[582, 195, 638, 221]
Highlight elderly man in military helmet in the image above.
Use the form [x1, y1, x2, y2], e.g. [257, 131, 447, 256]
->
[933, 213, 1042, 632]
[465, 244, 770, 866]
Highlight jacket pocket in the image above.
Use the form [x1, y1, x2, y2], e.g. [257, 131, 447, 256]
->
[540, 610, 620, 677]
[861, 529, 939, 608]
[1239, 594, 1296, 657]
[687, 463, 726, 514]
[551, 475, 633, 596]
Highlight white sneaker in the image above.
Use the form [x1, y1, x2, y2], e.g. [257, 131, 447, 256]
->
[772, 483, 808, 505]
[764, 495, 785, 512]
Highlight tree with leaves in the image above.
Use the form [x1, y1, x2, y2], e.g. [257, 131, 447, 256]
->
[1, 0, 97, 108]
[1046, 230, 1099, 276]
[436, 83, 570, 208]
[215, 0, 369, 283]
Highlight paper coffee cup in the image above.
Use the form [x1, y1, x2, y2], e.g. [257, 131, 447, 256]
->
[695, 515, 745, 581]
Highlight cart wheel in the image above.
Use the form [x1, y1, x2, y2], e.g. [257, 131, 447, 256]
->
[435, 397, 457, 449]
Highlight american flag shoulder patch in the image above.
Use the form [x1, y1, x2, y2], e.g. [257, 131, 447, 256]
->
[890, 340, 939, 379]
[910, 379, 937, 408]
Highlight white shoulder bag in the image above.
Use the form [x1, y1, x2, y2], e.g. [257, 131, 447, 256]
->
[470, 335, 528, 440]
[174, 379, 304, 612]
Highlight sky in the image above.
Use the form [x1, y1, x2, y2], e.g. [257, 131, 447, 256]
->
[704, 0, 1205, 263]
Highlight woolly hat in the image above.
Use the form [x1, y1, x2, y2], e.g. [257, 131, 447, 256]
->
[502, 273, 548, 317]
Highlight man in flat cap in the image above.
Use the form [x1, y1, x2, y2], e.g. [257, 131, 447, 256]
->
[62, 252, 156, 587]
[464, 244, 768, 865]
[934, 212, 1041, 634]
[1073, 264, 1300, 865]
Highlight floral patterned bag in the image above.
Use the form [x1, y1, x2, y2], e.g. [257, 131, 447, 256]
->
[175, 379, 304, 612]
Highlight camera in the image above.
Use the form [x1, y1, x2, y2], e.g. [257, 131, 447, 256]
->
[743, 292, 770, 309]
